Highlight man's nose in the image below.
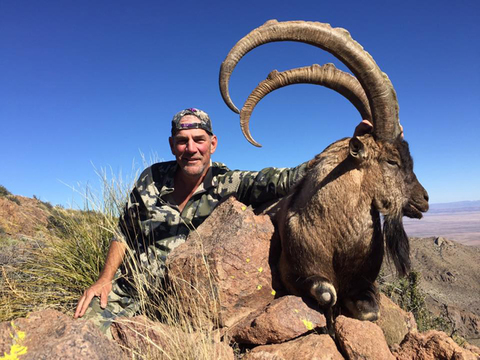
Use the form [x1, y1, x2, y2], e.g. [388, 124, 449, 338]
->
[186, 139, 197, 152]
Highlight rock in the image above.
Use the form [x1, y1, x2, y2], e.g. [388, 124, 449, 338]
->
[335, 315, 395, 360]
[394, 330, 479, 360]
[166, 197, 276, 329]
[228, 295, 326, 345]
[375, 293, 417, 348]
[0, 196, 50, 239]
[0, 309, 126, 360]
[111, 315, 233, 360]
[463, 342, 480, 357]
[439, 304, 480, 347]
[434, 236, 453, 247]
[243, 333, 344, 360]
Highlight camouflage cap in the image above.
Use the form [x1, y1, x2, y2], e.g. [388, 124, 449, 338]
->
[171, 108, 213, 135]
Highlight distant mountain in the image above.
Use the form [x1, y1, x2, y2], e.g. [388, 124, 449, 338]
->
[429, 200, 480, 214]
[404, 200, 480, 246]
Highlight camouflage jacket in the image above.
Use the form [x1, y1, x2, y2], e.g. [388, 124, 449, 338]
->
[115, 160, 307, 285]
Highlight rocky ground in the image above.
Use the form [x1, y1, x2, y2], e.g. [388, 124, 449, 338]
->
[1, 192, 480, 358]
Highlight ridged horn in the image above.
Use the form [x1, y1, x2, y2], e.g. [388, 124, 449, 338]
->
[219, 20, 401, 141]
[241, 63, 372, 147]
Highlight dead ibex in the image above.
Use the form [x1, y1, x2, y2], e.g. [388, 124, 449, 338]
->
[219, 20, 429, 326]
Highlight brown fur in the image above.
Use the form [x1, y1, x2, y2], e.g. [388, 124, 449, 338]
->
[276, 134, 429, 322]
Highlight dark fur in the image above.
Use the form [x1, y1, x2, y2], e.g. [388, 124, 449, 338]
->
[276, 134, 428, 321]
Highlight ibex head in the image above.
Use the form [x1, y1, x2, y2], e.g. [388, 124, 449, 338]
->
[219, 20, 429, 276]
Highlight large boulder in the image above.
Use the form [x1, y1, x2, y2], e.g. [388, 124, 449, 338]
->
[166, 197, 277, 329]
[0, 309, 126, 360]
[375, 293, 417, 348]
[243, 333, 344, 360]
[394, 330, 479, 360]
[111, 315, 233, 360]
[335, 315, 395, 360]
[228, 295, 326, 345]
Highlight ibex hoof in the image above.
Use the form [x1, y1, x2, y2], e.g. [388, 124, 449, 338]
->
[344, 297, 380, 321]
[311, 281, 337, 307]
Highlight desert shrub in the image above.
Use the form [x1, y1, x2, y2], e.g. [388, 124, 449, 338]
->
[380, 270, 451, 333]
[6, 195, 21, 206]
[39, 199, 53, 210]
[0, 185, 11, 197]
[0, 185, 21, 205]
[32, 194, 53, 210]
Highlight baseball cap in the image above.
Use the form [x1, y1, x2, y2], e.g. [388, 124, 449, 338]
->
[171, 108, 213, 135]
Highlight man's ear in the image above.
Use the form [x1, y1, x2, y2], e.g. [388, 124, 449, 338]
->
[349, 136, 366, 161]
[210, 135, 218, 154]
[169, 137, 175, 156]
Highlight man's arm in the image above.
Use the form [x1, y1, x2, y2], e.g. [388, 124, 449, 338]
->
[228, 120, 379, 207]
[227, 161, 308, 208]
[74, 240, 126, 318]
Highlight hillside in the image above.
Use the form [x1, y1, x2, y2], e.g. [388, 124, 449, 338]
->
[1, 190, 480, 347]
[382, 236, 480, 346]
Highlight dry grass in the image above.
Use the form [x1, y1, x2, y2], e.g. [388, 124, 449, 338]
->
[0, 166, 227, 359]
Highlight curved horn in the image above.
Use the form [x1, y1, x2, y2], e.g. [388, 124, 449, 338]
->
[241, 63, 372, 147]
[219, 20, 401, 141]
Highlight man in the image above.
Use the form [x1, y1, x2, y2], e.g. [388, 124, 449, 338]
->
[74, 108, 322, 334]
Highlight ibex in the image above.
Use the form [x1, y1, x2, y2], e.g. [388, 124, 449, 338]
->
[219, 20, 429, 327]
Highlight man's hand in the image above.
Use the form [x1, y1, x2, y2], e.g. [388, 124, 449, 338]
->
[353, 119, 404, 139]
[74, 279, 112, 319]
[353, 120, 373, 137]
[73, 240, 126, 319]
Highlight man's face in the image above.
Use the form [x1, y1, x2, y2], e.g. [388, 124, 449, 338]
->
[169, 115, 218, 179]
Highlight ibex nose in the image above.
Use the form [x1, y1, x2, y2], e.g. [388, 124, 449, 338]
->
[421, 189, 430, 212]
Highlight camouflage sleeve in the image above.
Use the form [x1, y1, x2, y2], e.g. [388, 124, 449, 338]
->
[112, 187, 146, 248]
[233, 161, 308, 207]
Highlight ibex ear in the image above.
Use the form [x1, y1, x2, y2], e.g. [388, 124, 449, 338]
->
[349, 136, 366, 160]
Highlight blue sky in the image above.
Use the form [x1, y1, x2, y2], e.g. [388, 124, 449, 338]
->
[1, 0, 479, 206]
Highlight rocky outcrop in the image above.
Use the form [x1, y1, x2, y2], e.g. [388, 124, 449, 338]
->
[227, 295, 326, 344]
[0, 309, 126, 360]
[0, 196, 51, 239]
[243, 333, 344, 360]
[335, 315, 395, 360]
[2, 197, 479, 359]
[394, 330, 479, 360]
[375, 293, 418, 347]
[166, 197, 277, 329]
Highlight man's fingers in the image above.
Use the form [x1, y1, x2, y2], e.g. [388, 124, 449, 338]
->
[74, 295, 86, 319]
[76, 291, 96, 318]
[353, 120, 373, 137]
[100, 291, 108, 309]
[74, 281, 112, 319]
